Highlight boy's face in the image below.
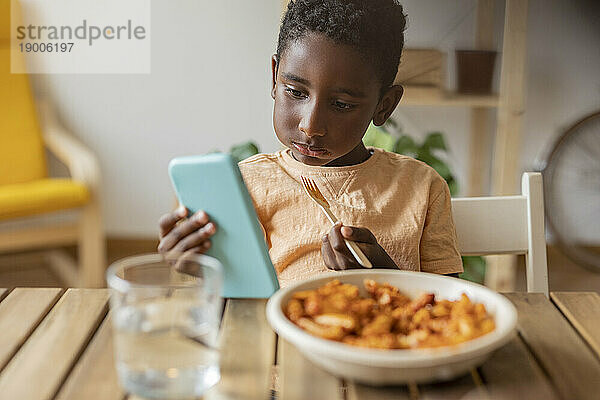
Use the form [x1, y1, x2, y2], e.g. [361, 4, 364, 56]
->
[271, 32, 403, 166]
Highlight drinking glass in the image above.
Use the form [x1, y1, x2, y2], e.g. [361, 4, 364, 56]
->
[106, 252, 223, 399]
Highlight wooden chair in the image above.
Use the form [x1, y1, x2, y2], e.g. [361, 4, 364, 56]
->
[451, 173, 549, 296]
[0, 3, 106, 287]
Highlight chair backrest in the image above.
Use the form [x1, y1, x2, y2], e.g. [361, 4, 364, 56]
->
[0, 0, 48, 185]
[451, 173, 548, 296]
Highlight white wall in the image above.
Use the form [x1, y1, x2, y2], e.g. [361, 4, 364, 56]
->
[522, 0, 600, 168]
[34, 0, 600, 238]
[37, 0, 282, 237]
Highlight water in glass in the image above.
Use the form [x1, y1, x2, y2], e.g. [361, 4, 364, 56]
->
[113, 296, 219, 399]
[106, 253, 223, 400]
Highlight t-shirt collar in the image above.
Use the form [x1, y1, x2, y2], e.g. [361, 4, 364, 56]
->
[280, 146, 381, 175]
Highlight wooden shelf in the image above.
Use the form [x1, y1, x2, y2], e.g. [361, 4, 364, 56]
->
[400, 86, 499, 108]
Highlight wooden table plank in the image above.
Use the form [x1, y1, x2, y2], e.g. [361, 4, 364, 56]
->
[0, 288, 8, 302]
[418, 370, 485, 400]
[347, 370, 484, 400]
[347, 381, 410, 400]
[551, 291, 600, 360]
[0, 289, 109, 400]
[0, 288, 63, 372]
[2, 290, 596, 400]
[278, 339, 342, 400]
[205, 299, 276, 400]
[55, 313, 125, 400]
[504, 293, 600, 400]
[480, 336, 559, 399]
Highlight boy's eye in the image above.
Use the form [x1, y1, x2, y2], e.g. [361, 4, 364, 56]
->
[284, 88, 305, 98]
[333, 100, 354, 110]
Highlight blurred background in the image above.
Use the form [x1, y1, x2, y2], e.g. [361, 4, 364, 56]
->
[1, 0, 599, 290]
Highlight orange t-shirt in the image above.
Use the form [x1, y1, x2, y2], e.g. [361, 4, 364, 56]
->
[239, 147, 463, 287]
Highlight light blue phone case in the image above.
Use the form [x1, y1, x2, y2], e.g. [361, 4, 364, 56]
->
[168, 153, 279, 298]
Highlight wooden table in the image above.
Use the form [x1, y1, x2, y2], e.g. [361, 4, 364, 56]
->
[0, 288, 599, 400]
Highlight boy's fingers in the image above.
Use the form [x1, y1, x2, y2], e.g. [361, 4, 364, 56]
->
[327, 224, 356, 261]
[158, 212, 212, 253]
[340, 225, 377, 244]
[173, 223, 216, 253]
[158, 212, 181, 238]
[172, 248, 207, 277]
[322, 233, 355, 270]
[158, 206, 188, 238]
[321, 235, 339, 270]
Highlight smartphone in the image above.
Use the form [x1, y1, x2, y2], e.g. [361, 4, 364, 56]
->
[168, 153, 279, 298]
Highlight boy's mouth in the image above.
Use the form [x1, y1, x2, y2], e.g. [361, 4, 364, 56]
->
[292, 142, 329, 157]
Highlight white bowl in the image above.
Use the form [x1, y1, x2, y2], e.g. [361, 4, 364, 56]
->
[266, 270, 517, 385]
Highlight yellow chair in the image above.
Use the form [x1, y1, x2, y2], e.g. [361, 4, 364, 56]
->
[0, 1, 106, 287]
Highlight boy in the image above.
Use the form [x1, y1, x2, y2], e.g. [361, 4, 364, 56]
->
[158, 0, 463, 287]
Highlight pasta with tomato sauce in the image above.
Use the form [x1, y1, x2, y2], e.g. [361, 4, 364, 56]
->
[284, 279, 495, 349]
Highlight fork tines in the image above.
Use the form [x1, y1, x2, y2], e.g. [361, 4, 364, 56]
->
[301, 176, 328, 205]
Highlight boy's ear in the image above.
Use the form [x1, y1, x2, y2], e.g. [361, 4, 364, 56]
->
[372, 85, 404, 126]
[270, 54, 278, 99]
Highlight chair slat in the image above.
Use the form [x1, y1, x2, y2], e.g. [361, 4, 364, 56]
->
[504, 293, 600, 400]
[521, 172, 549, 294]
[0, 288, 63, 371]
[551, 292, 600, 360]
[55, 313, 125, 400]
[205, 299, 275, 400]
[452, 196, 528, 255]
[0, 289, 109, 400]
[479, 336, 559, 399]
[278, 339, 342, 400]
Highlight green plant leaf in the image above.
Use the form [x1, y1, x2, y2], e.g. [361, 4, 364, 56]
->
[459, 256, 486, 284]
[230, 141, 260, 163]
[383, 118, 399, 131]
[378, 122, 391, 135]
[394, 135, 418, 156]
[447, 177, 459, 197]
[417, 152, 453, 181]
[363, 123, 396, 152]
[423, 132, 447, 151]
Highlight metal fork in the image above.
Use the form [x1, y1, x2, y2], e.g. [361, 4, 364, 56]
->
[300, 176, 373, 268]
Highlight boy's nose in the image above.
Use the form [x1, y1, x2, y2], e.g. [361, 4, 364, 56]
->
[298, 102, 327, 137]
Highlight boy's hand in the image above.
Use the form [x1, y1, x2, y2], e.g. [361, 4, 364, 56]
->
[321, 222, 397, 270]
[158, 206, 217, 258]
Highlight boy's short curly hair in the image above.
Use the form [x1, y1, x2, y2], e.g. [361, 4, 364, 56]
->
[276, 0, 407, 92]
